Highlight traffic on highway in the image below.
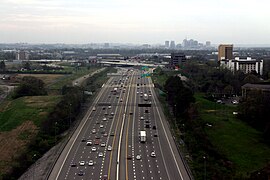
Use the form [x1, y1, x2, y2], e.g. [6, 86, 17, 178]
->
[49, 68, 190, 180]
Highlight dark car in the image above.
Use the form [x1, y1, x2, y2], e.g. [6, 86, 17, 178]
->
[152, 125, 156, 130]
[70, 162, 77, 167]
[145, 124, 150, 128]
[78, 170, 84, 176]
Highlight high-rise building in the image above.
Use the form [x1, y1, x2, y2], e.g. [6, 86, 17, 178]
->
[165, 41, 170, 48]
[16, 50, 29, 60]
[218, 44, 233, 61]
[170, 53, 186, 68]
[170, 41, 175, 49]
[206, 41, 211, 47]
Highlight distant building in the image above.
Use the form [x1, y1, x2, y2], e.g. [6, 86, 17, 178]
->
[182, 38, 199, 48]
[165, 41, 170, 48]
[170, 53, 186, 68]
[220, 57, 263, 75]
[170, 41, 176, 49]
[104, 43, 110, 48]
[206, 41, 211, 47]
[242, 83, 270, 99]
[16, 50, 29, 60]
[218, 44, 233, 61]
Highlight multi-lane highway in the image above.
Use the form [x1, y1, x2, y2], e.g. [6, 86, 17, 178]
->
[49, 68, 191, 180]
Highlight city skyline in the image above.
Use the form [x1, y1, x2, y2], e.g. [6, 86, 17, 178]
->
[1, 0, 270, 45]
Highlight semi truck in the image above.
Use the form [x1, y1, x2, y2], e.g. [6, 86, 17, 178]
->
[139, 131, 146, 143]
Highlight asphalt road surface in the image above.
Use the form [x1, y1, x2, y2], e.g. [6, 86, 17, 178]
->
[49, 68, 191, 180]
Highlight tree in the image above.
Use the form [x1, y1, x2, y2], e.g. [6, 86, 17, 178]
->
[13, 76, 47, 98]
[164, 76, 195, 117]
[0, 61, 6, 72]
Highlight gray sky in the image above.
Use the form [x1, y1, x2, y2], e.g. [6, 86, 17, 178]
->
[1, 0, 270, 45]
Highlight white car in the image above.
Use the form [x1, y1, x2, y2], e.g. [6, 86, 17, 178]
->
[91, 147, 97, 152]
[86, 140, 92, 146]
[107, 145, 112, 151]
[88, 160, 94, 166]
[108, 106, 111, 109]
[92, 129, 96, 134]
[98, 152, 103, 157]
[100, 142, 106, 147]
[111, 112, 114, 116]
[100, 124, 104, 128]
[102, 117, 107, 121]
[136, 154, 141, 160]
[79, 161, 85, 166]
[140, 116, 144, 120]
[150, 151, 156, 157]
[92, 107, 96, 111]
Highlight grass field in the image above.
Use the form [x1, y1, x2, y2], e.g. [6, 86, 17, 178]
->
[195, 93, 270, 176]
[0, 95, 60, 131]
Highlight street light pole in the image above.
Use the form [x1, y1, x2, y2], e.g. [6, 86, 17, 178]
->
[54, 122, 57, 145]
[69, 103, 72, 128]
[203, 156, 206, 180]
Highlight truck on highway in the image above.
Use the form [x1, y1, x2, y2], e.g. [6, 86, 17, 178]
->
[139, 131, 146, 143]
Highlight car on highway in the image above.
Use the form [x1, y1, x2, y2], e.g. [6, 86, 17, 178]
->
[102, 107, 106, 110]
[130, 112, 133, 115]
[145, 109, 149, 113]
[103, 133, 108, 137]
[108, 106, 111, 109]
[94, 139, 100, 145]
[150, 151, 156, 157]
[100, 124, 104, 128]
[91, 147, 97, 152]
[104, 111, 108, 115]
[140, 116, 144, 120]
[100, 142, 106, 147]
[88, 160, 94, 166]
[92, 129, 96, 134]
[145, 124, 150, 128]
[120, 98, 123, 102]
[136, 154, 141, 160]
[81, 137, 86, 142]
[110, 132, 115, 136]
[111, 112, 114, 116]
[70, 162, 77, 167]
[98, 152, 103, 157]
[127, 155, 132, 160]
[92, 107, 96, 111]
[154, 133, 158, 137]
[79, 161, 85, 166]
[103, 117, 107, 121]
[107, 145, 112, 151]
[86, 140, 92, 146]
[78, 170, 84, 176]
[152, 125, 156, 130]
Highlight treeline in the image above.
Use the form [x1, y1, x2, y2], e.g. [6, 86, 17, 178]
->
[238, 91, 270, 143]
[161, 75, 234, 179]
[180, 61, 261, 98]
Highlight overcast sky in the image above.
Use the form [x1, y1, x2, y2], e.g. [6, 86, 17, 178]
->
[1, 0, 270, 45]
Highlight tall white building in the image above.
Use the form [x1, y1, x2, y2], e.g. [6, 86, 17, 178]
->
[220, 57, 263, 75]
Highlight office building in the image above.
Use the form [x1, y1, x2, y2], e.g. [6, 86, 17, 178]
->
[16, 50, 29, 60]
[165, 41, 170, 48]
[170, 53, 186, 68]
[170, 41, 175, 49]
[218, 44, 233, 61]
[206, 41, 211, 47]
[220, 57, 263, 75]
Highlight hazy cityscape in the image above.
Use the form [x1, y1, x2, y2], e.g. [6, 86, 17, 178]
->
[0, 0, 270, 180]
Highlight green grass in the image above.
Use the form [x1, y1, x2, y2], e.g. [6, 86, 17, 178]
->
[195, 93, 270, 176]
[0, 95, 61, 131]
[48, 66, 100, 90]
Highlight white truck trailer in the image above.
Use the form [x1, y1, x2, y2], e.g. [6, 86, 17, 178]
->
[139, 131, 146, 143]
